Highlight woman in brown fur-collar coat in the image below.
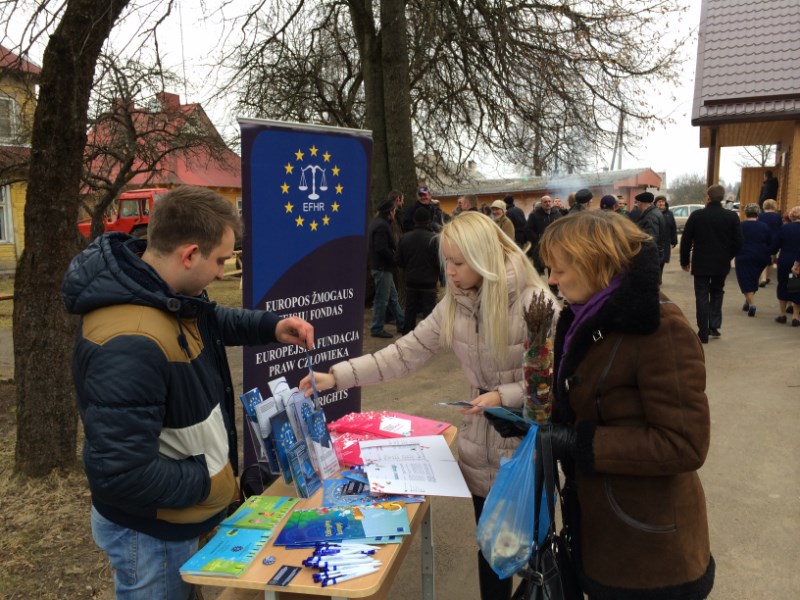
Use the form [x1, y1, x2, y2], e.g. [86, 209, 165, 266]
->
[537, 211, 714, 600]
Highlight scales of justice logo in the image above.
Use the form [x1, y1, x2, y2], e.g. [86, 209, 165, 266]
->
[279, 144, 344, 231]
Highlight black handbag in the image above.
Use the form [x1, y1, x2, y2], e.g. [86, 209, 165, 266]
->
[511, 427, 583, 600]
[787, 275, 800, 293]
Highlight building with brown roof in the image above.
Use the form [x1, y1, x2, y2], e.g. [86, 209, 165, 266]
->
[436, 167, 663, 217]
[692, 0, 800, 211]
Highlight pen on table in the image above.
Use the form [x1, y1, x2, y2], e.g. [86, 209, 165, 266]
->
[305, 555, 381, 565]
[306, 558, 382, 569]
[319, 567, 381, 586]
[311, 562, 382, 578]
[315, 542, 379, 550]
[314, 548, 377, 556]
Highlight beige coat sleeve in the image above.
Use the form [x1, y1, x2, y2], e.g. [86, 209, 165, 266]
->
[330, 301, 444, 390]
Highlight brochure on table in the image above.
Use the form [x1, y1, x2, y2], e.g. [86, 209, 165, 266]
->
[360, 435, 471, 498]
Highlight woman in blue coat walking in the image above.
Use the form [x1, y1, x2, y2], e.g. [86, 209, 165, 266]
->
[772, 206, 800, 325]
[735, 204, 771, 317]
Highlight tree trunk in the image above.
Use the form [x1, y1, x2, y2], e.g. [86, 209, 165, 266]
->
[380, 0, 418, 202]
[349, 1, 389, 211]
[13, 0, 130, 476]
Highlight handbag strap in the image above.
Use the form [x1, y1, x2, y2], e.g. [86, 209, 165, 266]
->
[533, 426, 558, 544]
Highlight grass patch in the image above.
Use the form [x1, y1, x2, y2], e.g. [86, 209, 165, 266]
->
[207, 277, 243, 309]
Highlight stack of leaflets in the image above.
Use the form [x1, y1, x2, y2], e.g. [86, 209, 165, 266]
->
[179, 495, 299, 578]
[273, 501, 411, 547]
[239, 377, 340, 497]
[328, 411, 452, 465]
[329, 411, 451, 438]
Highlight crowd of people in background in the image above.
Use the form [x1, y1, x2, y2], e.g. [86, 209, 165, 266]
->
[369, 182, 800, 343]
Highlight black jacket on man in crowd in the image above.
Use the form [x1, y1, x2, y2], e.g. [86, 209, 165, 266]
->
[368, 212, 399, 271]
[397, 223, 440, 290]
[758, 173, 779, 207]
[504, 195, 527, 247]
[525, 206, 561, 270]
[403, 201, 443, 233]
[680, 201, 743, 276]
[636, 205, 666, 264]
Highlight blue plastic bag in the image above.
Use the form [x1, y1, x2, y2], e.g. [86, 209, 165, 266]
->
[476, 424, 550, 579]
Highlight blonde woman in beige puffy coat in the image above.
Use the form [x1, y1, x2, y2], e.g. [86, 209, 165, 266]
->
[300, 211, 558, 600]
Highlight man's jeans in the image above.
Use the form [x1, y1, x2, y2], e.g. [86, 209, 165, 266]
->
[91, 506, 198, 600]
[371, 269, 404, 334]
[693, 274, 726, 335]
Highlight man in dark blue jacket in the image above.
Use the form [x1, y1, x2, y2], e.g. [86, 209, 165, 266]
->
[680, 184, 743, 343]
[63, 186, 314, 599]
[368, 197, 405, 337]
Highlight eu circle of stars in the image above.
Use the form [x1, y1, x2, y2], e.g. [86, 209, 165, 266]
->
[281, 145, 343, 231]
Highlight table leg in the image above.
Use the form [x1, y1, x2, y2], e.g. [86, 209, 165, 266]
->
[421, 507, 435, 600]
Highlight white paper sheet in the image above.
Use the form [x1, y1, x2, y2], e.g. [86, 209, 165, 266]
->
[359, 435, 471, 498]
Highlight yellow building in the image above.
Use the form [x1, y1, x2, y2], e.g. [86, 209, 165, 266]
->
[0, 44, 40, 273]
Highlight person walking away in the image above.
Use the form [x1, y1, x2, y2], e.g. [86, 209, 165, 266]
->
[490, 199, 515, 240]
[758, 169, 779, 209]
[735, 203, 772, 317]
[503, 193, 527, 247]
[757, 199, 782, 287]
[299, 212, 558, 600]
[770, 205, 800, 326]
[396, 206, 440, 333]
[656, 195, 678, 276]
[495, 210, 714, 600]
[62, 186, 314, 600]
[632, 191, 666, 271]
[568, 188, 592, 213]
[525, 195, 561, 275]
[599, 195, 618, 211]
[679, 184, 743, 343]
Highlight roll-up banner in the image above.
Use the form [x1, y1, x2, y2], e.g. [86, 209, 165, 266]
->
[239, 118, 372, 468]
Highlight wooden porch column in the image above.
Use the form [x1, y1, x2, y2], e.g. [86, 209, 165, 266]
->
[706, 127, 720, 187]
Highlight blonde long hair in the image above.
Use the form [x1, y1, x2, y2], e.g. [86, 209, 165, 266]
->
[438, 212, 550, 359]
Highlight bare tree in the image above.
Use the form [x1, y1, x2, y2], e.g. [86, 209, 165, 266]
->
[1, 0, 175, 476]
[81, 51, 234, 241]
[668, 172, 707, 206]
[223, 0, 688, 199]
[737, 144, 775, 168]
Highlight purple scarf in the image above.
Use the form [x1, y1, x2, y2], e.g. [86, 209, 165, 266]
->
[562, 274, 624, 360]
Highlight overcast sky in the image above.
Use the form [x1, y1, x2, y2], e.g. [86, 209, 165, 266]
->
[12, 1, 751, 188]
[625, 3, 744, 186]
[154, 1, 746, 188]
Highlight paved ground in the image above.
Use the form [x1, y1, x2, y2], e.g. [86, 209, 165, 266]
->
[2, 257, 798, 598]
